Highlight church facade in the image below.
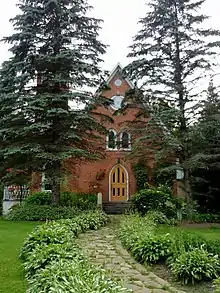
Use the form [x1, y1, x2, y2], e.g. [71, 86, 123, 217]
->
[52, 63, 155, 203]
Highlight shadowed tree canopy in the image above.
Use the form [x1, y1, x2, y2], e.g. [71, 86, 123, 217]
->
[125, 0, 220, 200]
[0, 0, 107, 202]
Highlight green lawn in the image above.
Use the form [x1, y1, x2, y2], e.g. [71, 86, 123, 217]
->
[0, 219, 39, 293]
[156, 224, 220, 239]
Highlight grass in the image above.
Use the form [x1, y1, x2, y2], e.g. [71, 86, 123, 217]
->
[156, 224, 220, 242]
[0, 219, 39, 293]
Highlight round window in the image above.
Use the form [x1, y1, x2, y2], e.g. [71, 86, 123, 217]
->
[111, 96, 124, 109]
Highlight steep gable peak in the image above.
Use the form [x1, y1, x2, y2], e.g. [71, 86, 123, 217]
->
[106, 63, 134, 89]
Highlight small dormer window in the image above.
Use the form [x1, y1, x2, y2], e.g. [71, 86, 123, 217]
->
[111, 95, 124, 110]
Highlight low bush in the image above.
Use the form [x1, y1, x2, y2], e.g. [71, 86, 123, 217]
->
[214, 277, 220, 293]
[168, 247, 220, 284]
[25, 191, 52, 205]
[20, 210, 108, 260]
[59, 191, 97, 209]
[20, 222, 72, 260]
[131, 234, 173, 263]
[131, 186, 177, 218]
[24, 242, 84, 278]
[119, 214, 172, 263]
[191, 213, 220, 223]
[21, 211, 129, 293]
[27, 259, 130, 293]
[7, 204, 81, 221]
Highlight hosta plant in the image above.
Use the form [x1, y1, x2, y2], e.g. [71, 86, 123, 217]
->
[24, 242, 84, 278]
[27, 259, 131, 293]
[168, 247, 220, 284]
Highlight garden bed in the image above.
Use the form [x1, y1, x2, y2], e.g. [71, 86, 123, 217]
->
[118, 213, 220, 293]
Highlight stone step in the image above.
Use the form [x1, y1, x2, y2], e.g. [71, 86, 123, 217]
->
[103, 201, 131, 214]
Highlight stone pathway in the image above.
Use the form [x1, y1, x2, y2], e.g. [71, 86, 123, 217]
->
[77, 226, 186, 293]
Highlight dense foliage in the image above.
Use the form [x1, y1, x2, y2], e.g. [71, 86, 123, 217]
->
[214, 278, 220, 293]
[20, 211, 130, 293]
[168, 247, 220, 284]
[25, 191, 97, 209]
[125, 0, 220, 208]
[6, 204, 81, 221]
[119, 214, 220, 284]
[132, 161, 148, 191]
[0, 0, 107, 203]
[189, 80, 220, 214]
[25, 192, 53, 206]
[59, 191, 97, 209]
[131, 185, 177, 218]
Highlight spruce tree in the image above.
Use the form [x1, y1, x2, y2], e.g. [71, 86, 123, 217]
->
[0, 0, 106, 203]
[125, 0, 220, 199]
[189, 80, 220, 212]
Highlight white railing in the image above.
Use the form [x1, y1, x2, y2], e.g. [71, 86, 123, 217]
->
[3, 185, 30, 201]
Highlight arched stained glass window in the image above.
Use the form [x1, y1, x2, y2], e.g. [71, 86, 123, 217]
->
[107, 129, 117, 150]
[120, 132, 131, 149]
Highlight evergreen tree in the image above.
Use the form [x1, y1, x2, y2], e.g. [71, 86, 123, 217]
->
[0, 0, 106, 203]
[125, 0, 220, 199]
[189, 80, 220, 212]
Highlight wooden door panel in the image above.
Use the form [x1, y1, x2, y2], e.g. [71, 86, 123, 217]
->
[110, 165, 128, 201]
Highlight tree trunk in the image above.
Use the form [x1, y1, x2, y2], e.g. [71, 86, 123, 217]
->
[173, 1, 192, 203]
[50, 162, 61, 204]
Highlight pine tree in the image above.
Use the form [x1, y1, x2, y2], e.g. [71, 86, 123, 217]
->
[125, 0, 220, 199]
[0, 0, 106, 203]
[189, 80, 220, 212]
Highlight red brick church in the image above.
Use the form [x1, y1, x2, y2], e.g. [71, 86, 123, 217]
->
[32, 63, 156, 207]
[61, 64, 156, 204]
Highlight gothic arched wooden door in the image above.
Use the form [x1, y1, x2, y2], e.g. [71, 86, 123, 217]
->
[109, 165, 128, 201]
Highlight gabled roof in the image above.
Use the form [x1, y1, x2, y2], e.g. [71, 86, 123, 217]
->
[106, 63, 134, 89]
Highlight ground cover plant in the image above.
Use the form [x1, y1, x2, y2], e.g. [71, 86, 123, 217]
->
[6, 191, 97, 221]
[118, 212, 220, 291]
[21, 211, 131, 293]
[0, 219, 39, 293]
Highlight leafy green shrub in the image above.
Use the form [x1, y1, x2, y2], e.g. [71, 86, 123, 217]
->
[25, 192, 52, 205]
[20, 211, 108, 260]
[119, 214, 172, 263]
[59, 191, 97, 209]
[20, 222, 72, 260]
[24, 242, 84, 278]
[191, 213, 220, 223]
[131, 186, 177, 217]
[214, 277, 220, 293]
[27, 259, 130, 293]
[7, 204, 80, 221]
[168, 247, 220, 284]
[132, 161, 148, 191]
[131, 233, 173, 263]
[146, 210, 176, 225]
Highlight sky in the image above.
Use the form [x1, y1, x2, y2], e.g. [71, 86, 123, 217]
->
[0, 0, 219, 73]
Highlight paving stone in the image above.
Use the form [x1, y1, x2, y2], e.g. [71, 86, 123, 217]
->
[136, 289, 151, 293]
[150, 289, 169, 293]
[143, 280, 162, 289]
[132, 280, 145, 287]
[125, 283, 142, 291]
